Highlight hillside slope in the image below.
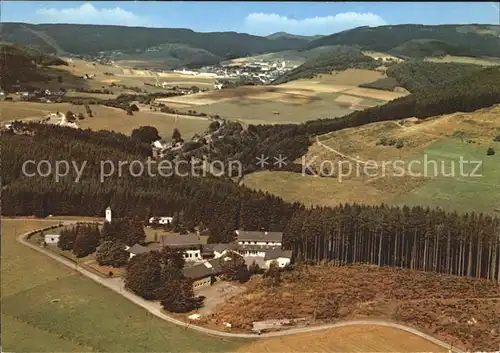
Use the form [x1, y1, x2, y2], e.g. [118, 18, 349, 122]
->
[308, 24, 500, 58]
[266, 32, 324, 41]
[361, 61, 486, 94]
[0, 23, 307, 61]
[272, 46, 378, 84]
[0, 42, 68, 91]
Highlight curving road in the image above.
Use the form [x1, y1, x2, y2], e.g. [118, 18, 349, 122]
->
[14, 219, 463, 352]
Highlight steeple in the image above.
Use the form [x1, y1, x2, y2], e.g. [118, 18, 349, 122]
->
[105, 206, 112, 223]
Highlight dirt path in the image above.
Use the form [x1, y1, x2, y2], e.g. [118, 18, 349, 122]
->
[12, 219, 463, 351]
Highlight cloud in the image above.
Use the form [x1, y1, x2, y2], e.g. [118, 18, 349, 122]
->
[32, 3, 155, 27]
[244, 12, 387, 36]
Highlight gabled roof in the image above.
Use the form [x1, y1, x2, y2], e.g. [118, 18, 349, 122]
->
[160, 234, 201, 247]
[236, 230, 283, 243]
[263, 249, 292, 261]
[126, 243, 152, 255]
[183, 259, 223, 280]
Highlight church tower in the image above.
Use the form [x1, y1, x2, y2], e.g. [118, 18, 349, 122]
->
[105, 206, 112, 223]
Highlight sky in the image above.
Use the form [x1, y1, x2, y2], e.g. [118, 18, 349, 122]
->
[1, 1, 499, 36]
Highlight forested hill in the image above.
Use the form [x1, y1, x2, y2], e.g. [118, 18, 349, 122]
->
[271, 46, 378, 84]
[266, 32, 324, 42]
[0, 42, 68, 91]
[382, 61, 485, 94]
[2, 123, 500, 284]
[307, 24, 500, 58]
[3, 23, 500, 69]
[0, 22, 307, 57]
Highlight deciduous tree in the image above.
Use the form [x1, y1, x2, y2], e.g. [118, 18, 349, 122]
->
[96, 240, 129, 267]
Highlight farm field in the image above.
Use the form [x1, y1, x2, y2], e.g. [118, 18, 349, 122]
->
[0, 101, 210, 140]
[51, 58, 215, 95]
[158, 70, 396, 124]
[212, 265, 500, 351]
[241, 170, 387, 207]
[241, 105, 500, 213]
[237, 325, 446, 352]
[181, 96, 353, 124]
[1, 219, 244, 352]
[392, 138, 500, 213]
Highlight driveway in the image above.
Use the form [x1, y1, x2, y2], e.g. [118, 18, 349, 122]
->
[194, 281, 246, 316]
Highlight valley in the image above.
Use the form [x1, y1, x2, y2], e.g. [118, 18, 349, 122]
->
[1, 9, 500, 353]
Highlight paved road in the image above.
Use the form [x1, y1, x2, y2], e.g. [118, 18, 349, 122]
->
[14, 220, 463, 351]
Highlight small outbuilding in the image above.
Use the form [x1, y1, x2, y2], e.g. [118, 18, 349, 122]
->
[44, 234, 60, 244]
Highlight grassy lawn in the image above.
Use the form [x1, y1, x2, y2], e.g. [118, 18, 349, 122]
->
[1, 219, 246, 352]
[394, 138, 500, 214]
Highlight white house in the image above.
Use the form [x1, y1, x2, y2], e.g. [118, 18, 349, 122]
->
[160, 234, 203, 262]
[149, 216, 174, 225]
[44, 234, 60, 244]
[152, 140, 169, 149]
[105, 206, 112, 222]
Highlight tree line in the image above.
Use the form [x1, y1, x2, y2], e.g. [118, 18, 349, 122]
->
[2, 122, 499, 282]
[285, 204, 500, 282]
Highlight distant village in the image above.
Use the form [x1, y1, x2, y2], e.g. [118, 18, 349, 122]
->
[77, 49, 297, 86]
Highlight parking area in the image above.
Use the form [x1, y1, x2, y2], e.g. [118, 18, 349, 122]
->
[194, 281, 246, 316]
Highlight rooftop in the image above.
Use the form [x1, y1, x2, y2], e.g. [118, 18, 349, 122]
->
[126, 243, 152, 255]
[236, 230, 283, 243]
[160, 233, 202, 247]
[263, 249, 293, 261]
[183, 259, 223, 280]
